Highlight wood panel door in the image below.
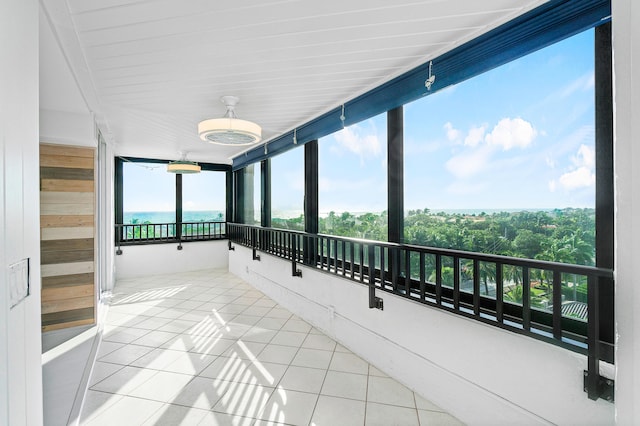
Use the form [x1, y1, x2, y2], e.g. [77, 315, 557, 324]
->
[40, 143, 96, 331]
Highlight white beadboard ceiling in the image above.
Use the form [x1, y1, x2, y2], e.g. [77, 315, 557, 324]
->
[40, 0, 547, 165]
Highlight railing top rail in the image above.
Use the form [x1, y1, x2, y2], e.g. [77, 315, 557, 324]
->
[116, 222, 176, 226]
[117, 221, 225, 225]
[181, 221, 225, 226]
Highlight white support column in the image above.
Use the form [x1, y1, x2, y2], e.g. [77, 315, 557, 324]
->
[0, 0, 43, 425]
[612, 0, 640, 423]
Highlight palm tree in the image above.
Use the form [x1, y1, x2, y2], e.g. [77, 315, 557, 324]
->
[504, 284, 523, 304]
[478, 261, 496, 296]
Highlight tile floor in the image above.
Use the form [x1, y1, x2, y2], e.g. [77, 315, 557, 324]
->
[80, 269, 463, 426]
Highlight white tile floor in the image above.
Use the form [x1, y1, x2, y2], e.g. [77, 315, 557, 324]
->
[80, 269, 464, 426]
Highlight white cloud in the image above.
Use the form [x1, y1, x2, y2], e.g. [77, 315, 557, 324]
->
[464, 125, 486, 147]
[334, 125, 381, 159]
[443, 117, 537, 182]
[444, 122, 461, 142]
[445, 145, 492, 179]
[485, 118, 536, 150]
[558, 166, 595, 190]
[571, 144, 595, 169]
[552, 144, 596, 191]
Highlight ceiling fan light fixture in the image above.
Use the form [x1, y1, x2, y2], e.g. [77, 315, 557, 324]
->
[198, 96, 262, 145]
[167, 160, 201, 174]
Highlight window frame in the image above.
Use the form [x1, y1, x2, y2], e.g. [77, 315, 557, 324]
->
[115, 156, 232, 246]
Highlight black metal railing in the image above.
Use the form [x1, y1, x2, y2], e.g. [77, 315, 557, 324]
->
[227, 223, 614, 401]
[115, 221, 226, 252]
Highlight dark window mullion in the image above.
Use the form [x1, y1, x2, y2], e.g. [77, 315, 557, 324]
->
[304, 140, 319, 234]
[261, 159, 271, 227]
[176, 173, 182, 240]
[594, 21, 614, 349]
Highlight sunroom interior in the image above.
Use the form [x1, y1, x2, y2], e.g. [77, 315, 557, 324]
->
[2, 0, 640, 425]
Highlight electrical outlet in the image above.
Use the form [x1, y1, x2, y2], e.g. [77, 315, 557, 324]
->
[9, 258, 29, 309]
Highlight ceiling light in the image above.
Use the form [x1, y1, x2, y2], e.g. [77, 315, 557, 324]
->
[167, 152, 201, 174]
[198, 96, 262, 145]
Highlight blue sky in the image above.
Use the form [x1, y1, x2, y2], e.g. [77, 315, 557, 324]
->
[126, 29, 595, 216]
[272, 28, 596, 215]
[123, 163, 226, 212]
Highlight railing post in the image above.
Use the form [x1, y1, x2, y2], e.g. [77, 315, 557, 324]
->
[390, 247, 400, 291]
[228, 224, 235, 251]
[368, 245, 383, 310]
[252, 227, 260, 261]
[302, 234, 313, 266]
[115, 224, 123, 255]
[522, 266, 531, 331]
[552, 270, 562, 340]
[472, 259, 480, 316]
[453, 257, 460, 310]
[584, 274, 614, 402]
[435, 254, 442, 305]
[291, 234, 302, 277]
[496, 262, 504, 323]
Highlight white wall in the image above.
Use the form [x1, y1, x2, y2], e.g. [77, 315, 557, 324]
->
[115, 241, 229, 280]
[229, 246, 614, 425]
[612, 0, 640, 424]
[39, 109, 96, 148]
[0, 0, 44, 425]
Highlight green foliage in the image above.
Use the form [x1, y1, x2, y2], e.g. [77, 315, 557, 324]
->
[317, 211, 388, 241]
[403, 208, 594, 266]
[273, 208, 595, 266]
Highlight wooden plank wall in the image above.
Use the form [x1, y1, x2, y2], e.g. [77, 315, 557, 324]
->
[40, 144, 96, 331]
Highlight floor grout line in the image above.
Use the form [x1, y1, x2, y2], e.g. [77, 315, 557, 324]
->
[79, 269, 458, 425]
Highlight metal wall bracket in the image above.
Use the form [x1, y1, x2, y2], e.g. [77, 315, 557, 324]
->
[291, 258, 302, 277]
[370, 295, 384, 310]
[367, 245, 383, 310]
[583, 371, 614, 402]
[228, 240, 235, 251]
[252, 248, 260, 261]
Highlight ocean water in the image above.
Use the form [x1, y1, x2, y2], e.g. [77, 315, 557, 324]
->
[124, 210, 225, 224]
[124, 208, 560, 224]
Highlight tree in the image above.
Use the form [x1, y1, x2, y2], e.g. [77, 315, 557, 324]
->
[513, 229, 545, 259]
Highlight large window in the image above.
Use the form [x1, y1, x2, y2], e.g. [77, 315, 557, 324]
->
[404, 29, 596, 266]
[271, 148, 304, 230]
[182, 170, 226, 222]
[117, 158, 229, 243]
[318, 113, 387, 240]
[123, 161, 176, 225]
[239, 164, 261, 225]
[402, 29, 597, 315]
